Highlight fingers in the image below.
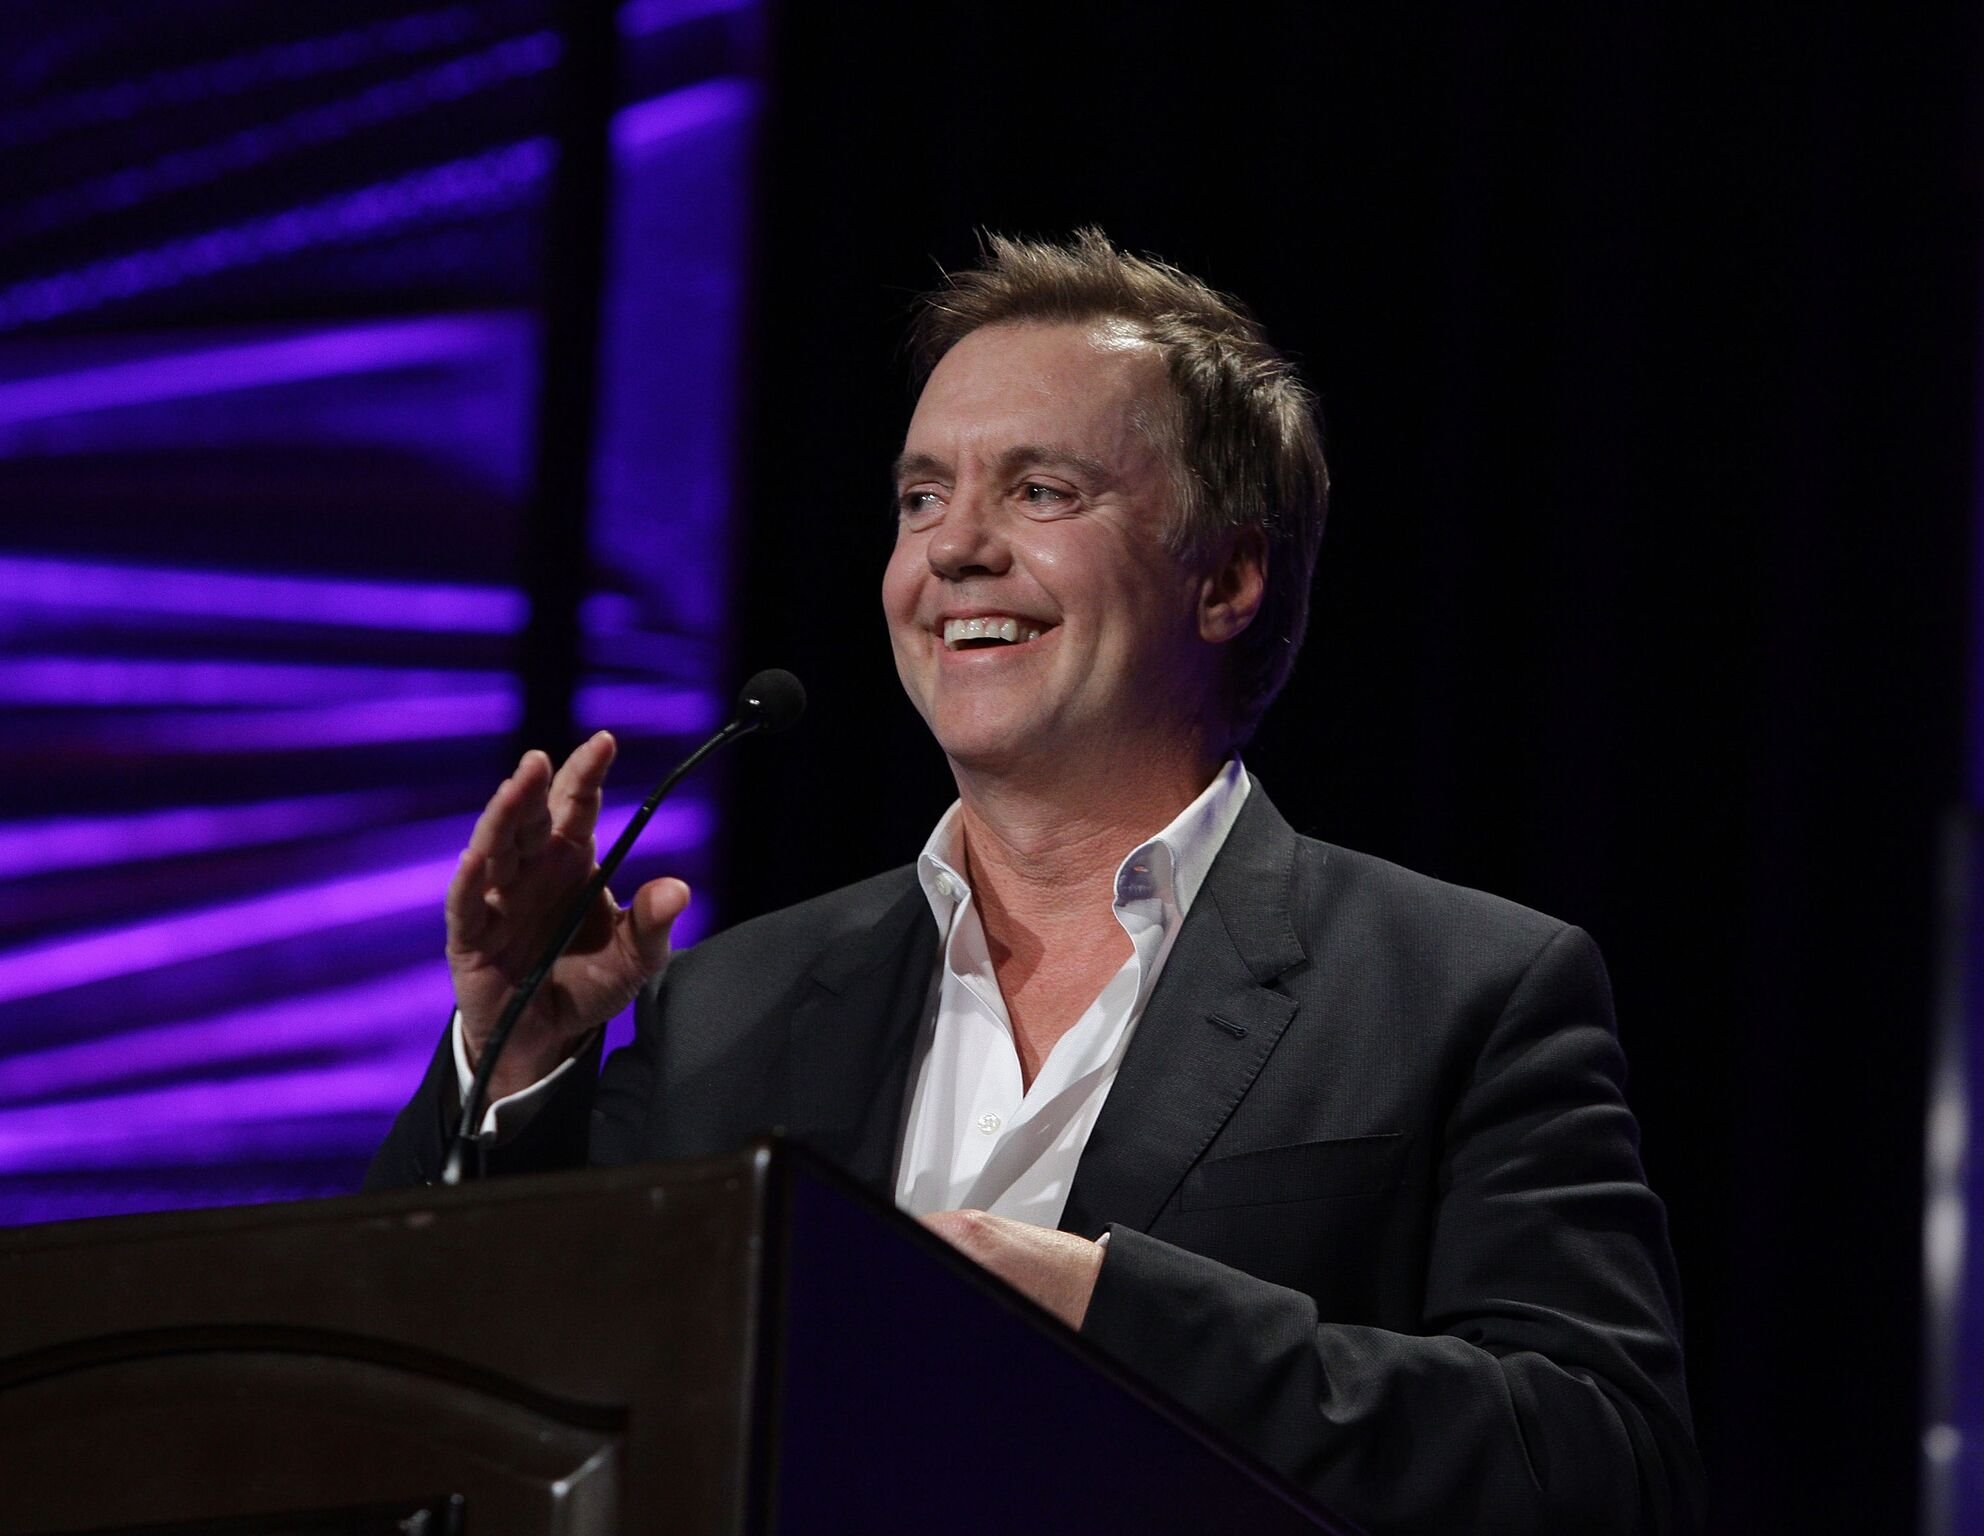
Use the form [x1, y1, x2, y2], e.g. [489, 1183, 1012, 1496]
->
[548, 731, 616, 847]
[506, 751, 554, 860]
[626, 876, 692, 973]
[470, 753, 548, 856]
[445, 845, 492, 947]
[448, 758, 531, 925]
[448, 733, 668, 973]
[446, 749, 557, 944]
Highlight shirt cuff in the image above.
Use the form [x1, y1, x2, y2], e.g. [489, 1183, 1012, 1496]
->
[450, 1011, 580, 1145]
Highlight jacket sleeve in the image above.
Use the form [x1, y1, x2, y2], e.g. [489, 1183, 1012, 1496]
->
[1078, 925, 1703, 1536]
[361, 1022, 605, 1190]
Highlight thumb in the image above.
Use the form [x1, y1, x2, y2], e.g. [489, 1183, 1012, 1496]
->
[627, 876, 691, 972]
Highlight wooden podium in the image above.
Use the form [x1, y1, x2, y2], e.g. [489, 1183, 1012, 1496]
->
[0, 1140, 1353, 1535]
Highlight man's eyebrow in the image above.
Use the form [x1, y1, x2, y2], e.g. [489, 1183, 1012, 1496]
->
[890, 445, 1117, 486]
[892, 450, 948, 485]
[993, 444, 1114, 484]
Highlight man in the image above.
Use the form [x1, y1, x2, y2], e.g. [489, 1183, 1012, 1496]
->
[371, 231, 1702, 1533]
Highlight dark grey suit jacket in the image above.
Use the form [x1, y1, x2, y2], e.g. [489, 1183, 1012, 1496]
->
[369, 788, 1703, 1534]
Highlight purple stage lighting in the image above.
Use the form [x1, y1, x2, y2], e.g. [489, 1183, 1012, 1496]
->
[0, 140, 551, 330]
[0, 315, 530, 427]
[0, 1058, 443, 1173]
[8, 34, 561, 240]
[0, 790, 422, 880]
[0, 7, 488, 150]
[0, 554, 526, 634]
[0, 961, 450, 1104]
[0, 860, 461, 1007]
[611, 76, 754, 154]
[0, 4, 763, 1223]
[0, 658, 514, 707]
[70, 691, 524, 754]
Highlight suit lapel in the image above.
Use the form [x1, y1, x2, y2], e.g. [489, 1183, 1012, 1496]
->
[783, 877, 937, 1196]
[1059, 788, 1312, 1237]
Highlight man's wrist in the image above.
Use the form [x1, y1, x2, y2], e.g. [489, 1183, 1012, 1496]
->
[450, 1014, 590, 1143]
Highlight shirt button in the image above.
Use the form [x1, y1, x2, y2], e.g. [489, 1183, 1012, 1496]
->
[976, 1112, 1002, 1135]
[934, 874, 956, 899]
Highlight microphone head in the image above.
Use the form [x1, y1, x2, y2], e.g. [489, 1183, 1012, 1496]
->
[735, 668, 806, 734]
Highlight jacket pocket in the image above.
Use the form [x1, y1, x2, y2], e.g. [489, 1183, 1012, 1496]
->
[1179, 1132, 1408, 1211]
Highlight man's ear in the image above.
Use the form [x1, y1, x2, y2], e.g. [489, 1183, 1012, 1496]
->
[1198, 525, 1268, 644]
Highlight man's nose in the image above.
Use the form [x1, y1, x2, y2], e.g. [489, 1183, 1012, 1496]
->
[925, 486, 1010, 579]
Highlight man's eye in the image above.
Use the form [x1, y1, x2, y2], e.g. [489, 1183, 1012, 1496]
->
[1020, 483, 1070, 505]
[898, 489, 942, 519]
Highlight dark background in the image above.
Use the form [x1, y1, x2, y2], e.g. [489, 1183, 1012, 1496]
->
[727, 5, 1982, 1530]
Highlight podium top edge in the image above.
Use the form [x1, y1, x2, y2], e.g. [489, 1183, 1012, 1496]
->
[0, 1139, 786, 1255]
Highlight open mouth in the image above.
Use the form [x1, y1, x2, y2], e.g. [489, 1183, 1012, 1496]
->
[942, 616, 1048, 651]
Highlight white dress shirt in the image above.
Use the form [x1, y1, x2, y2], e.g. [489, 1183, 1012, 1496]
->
[459, 761, 1253, 1231]
[892, 760, 1251, 1225]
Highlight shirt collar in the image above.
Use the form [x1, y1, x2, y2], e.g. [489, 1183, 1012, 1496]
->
[915, 758, 1253, 932]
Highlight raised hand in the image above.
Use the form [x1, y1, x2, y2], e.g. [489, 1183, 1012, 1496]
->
[445, 731, 691, 1100]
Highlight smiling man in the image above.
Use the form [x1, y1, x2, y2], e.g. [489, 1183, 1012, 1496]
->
[372, 231, 1702, 1534]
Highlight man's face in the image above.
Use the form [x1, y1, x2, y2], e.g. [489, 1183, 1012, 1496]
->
[884, 320, 1223, 779]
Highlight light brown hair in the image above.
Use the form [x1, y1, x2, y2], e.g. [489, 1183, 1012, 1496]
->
[910, 228, 1329, 743]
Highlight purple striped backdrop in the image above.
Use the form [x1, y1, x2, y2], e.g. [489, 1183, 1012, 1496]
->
[0, 0, 764, 1224]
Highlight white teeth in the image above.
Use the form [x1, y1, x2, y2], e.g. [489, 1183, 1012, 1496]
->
[942, 617, 1042, 649]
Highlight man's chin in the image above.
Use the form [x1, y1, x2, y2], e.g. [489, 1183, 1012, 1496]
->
[937, 733, 1039, 777]
[930, 715, 1061, 780]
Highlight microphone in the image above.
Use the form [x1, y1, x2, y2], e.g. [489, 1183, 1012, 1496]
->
[734, 666, 806, 735]
[441, 669, 806, 1185]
